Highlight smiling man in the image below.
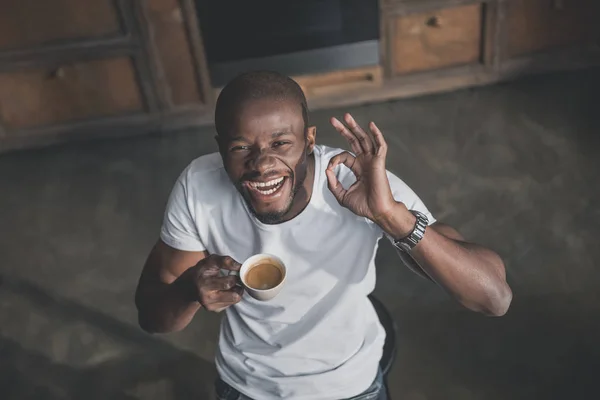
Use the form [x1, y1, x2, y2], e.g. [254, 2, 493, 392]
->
[216, 89, 314, 225]
[135, 71, 512, 400]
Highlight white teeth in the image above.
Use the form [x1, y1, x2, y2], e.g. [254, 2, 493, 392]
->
[259, 187, 276, 195]
[249, 176, 285, 195]
[250, 177, 284, 188]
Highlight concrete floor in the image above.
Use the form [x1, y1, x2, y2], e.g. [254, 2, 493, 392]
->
[1, 68, 599, 399]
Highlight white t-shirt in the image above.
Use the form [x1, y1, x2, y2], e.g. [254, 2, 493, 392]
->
[160, 145, 435, 400]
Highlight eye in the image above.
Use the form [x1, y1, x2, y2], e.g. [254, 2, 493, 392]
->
[230, 145, 250, 152]
[272, 141, 291, 148]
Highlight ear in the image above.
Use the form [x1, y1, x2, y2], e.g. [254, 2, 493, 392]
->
[306, 125, 317, 154]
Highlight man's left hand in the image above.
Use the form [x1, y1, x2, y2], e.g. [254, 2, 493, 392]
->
[326, 115, 512, 316]
[326, 113, 402, 226]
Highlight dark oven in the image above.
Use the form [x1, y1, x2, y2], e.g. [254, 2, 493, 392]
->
[196, 0, 379, 86]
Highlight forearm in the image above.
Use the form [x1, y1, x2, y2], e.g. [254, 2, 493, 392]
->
[410, 228, 511, 316]
[378, 203, 512, 316]
[135, 276, 201, 334]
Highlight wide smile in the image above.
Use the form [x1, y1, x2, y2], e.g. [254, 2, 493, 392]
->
[245, 176, 288, 199]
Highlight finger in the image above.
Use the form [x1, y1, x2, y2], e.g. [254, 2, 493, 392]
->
[211, 288, 243, 304]
[199, 264, 220, 278]
[326, 152, 357, 204]
[201, 286, 244, 310]
[344, 113, 374, 154]
[204, 301, 239, 313]
[331, 117, 362, 155]
[203, 275, 239, 291]
[204, 304, 230, 313]
[369, 121, 387, 157]
[328, 151, 359, 176]
[203, 289, 243, 311]
[325, 168, 347, 204]
[218, 256, 242, 271]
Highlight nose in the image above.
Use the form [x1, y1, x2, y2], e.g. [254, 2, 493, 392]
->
[247, 148, 276, 175]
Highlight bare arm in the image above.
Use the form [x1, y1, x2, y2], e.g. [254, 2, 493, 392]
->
[383, 212, 512, 316]
[135, 240, 206, 333]
[325, 113, 511, 317]
[395, 222, 466, 281]
[134, 240, 242, 333]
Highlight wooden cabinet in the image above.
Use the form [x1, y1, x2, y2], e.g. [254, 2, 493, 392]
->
[0, 0, 212, 152]
[0, 0, 122, 50]
[144, 0, 211, 107]
[0, 0, 599, 152]
[0, 58, 143, 129]
[294, 66, 383, 100]
[389, 3, 483, 75]
[506, 0, 600, 58]
[376, 0, 599, 104]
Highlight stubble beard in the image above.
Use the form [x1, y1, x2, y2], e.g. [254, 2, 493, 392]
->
[243, 170, 305, 224]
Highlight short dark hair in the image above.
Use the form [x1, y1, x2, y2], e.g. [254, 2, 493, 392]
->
[215, 71, 308, 136]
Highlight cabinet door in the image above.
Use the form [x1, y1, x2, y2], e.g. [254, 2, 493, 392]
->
[507, 0, 600, 58]
[143, 0, 213, 107]
[390, 3, 483, 75]
[0, 58, 143, 129]
[0, 0, 122, 50]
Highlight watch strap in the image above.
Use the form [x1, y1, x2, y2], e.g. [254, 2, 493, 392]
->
[390, 210, 428, 252]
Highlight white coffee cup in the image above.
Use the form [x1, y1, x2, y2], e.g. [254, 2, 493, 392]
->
[239, 254, 286, 301]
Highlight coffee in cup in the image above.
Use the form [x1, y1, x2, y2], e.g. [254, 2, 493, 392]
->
[245, 262, 283, 290]
[240, 254, 286, 301]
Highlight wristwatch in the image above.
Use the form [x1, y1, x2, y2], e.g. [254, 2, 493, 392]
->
[389, 210, 428, 252]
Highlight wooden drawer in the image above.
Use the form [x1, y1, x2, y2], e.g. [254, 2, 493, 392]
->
[0, 58, 143, 129]
[506, 0, 600, 58]
[0, 0, 121, 51]
[293, 66, 383, 100]
[389, 3, 483, 75]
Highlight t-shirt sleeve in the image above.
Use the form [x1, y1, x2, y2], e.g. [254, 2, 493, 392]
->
[386, 170, 436, 226]
[159, 175, 206, 252]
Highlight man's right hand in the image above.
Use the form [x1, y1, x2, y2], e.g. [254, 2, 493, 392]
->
[136, 241, 244, 333]
[184, 254, 244, 312]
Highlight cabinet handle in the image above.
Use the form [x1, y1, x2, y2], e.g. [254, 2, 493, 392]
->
[48, 67, 66, 80]
[425, 16, 441, 28]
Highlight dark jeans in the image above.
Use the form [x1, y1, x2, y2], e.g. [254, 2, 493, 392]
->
[215, 369, 388, 400]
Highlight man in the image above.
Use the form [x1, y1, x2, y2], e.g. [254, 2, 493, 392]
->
[135, 71, 512, 400]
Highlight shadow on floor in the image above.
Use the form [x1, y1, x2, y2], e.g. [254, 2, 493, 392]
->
[0, 274, 217, 400]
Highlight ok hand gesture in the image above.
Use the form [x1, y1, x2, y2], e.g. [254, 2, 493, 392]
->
[325, 113, 399, 224]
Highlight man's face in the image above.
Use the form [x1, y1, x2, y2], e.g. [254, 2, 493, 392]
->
[217, 98, 316, 224]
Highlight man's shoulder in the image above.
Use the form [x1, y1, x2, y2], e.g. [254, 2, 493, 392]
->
[179, 152, 225, 182]
[177, 152, 232, 194]
[186, 152, 223, 174]
[315, 144, 345, 161]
